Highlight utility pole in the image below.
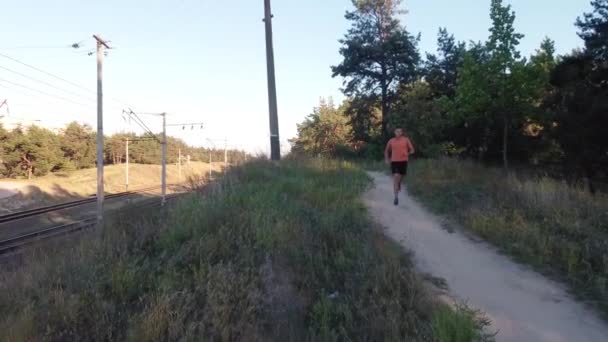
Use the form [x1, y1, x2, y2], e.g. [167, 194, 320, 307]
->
[178, 148, 182, 181]
[124, 110, 166, 205]
[161, 112, 167, 205]
[206, 138, 216, 180]
[224, 140, 228, 172]
[263, 0, 281, 160]
[208, 151, 212, 180]
[94, 34, 110, 222]
[164, 121, 203, 182]
[125, 138, 129, 192]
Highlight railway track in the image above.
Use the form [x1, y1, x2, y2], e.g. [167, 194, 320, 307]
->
[0, 192, 184, 256]
[0, 185, 164, 224]
[0, 218, 97, 255]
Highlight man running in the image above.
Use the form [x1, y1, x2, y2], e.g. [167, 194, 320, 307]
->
[384, 128, 415, 205]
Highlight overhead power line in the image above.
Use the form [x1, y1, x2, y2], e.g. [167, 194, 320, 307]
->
[0, 83, 95, 122]
[0, 52, 93, 94]
[0, 77, 92, 108]
[0, 64, 95, 102]
[125, 137, 157, 142]
[0, 46, 75, 50]
[0, 52, 141, 119]
[167, 122, 204, 130]
[0, 39, 88, 51]
[128, 111, 156, 136]
[123, 109, 161, 143]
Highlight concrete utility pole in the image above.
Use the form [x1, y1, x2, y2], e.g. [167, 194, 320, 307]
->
[263, 0, 281, 160]
[93, 34, 110, 222]
[161, 112, 167, 205]
[125, 138, 129, 192]
[178, 148, 182, 181]
[208, 151, 212, 179]
[224, 140, 228, 172]
[153, 121, 203, 198]
[206, 139, 214, 180]
[126, 110, 168, 206]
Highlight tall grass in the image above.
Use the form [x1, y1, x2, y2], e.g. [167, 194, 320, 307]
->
[408, 158, 608, 315]
[432, 304, 494, 342]
[1, 159, 446, 341]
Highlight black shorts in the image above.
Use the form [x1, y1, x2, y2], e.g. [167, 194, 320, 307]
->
[391, 161, 408, 175]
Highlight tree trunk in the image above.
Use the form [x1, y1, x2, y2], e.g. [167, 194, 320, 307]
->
[381, 78, 389, 141]
[28, 167, 32, 180]
[584, 165, 596, 195]
[478, 126, 490, 161]
[502, 115, 509, 171]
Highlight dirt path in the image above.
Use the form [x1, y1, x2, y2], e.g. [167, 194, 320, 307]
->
[364, 172, 608, 342]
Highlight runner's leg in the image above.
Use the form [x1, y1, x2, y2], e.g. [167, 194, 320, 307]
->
[393, 173, 402, 205]
[393, 173, 401, 196]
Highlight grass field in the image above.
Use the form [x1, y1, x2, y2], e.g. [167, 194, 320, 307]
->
[408, 158, 608, 316]
[0, 159, 489, 341]
[0, 162, 224, 211]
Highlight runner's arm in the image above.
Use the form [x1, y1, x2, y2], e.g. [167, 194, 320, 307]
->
[408, 139, 415, 155]
[384, 141, 392, 163]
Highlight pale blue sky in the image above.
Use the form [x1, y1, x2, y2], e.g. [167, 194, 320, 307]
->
[0, 0, 591, 153]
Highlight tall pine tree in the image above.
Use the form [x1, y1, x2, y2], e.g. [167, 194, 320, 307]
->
[424, 28, 466, 98]
[576, 0, 608, 60]
[332, 0, 420, 140]
[548, 1, 608, 191]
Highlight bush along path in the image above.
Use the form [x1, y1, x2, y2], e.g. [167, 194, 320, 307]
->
[364, 170, 608, 342]
[0, 159, 488, 341]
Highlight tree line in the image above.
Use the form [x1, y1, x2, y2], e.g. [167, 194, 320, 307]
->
[0, 121, 247, 179]
[291, 0, 608, 191]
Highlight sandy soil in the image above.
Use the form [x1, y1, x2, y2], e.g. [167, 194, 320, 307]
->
[364, 172, 608, 342]
[0, 162, 220, 212]
[0, 182, 23, 199]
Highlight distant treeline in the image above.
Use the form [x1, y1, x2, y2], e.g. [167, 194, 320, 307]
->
[0, 121, 248, 179]
[290, 0, 607, 191]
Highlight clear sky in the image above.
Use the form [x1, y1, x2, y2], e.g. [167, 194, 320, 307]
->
[0, 0, 592, 154]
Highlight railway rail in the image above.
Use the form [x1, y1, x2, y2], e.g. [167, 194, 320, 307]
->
[0, 218, 97, 255]
[0, 185, 168, 224]
[0, 186, 185, 256]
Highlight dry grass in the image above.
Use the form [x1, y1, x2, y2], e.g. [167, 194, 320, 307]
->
[0, 162, 224, 211]
[408, 158, 608, 315]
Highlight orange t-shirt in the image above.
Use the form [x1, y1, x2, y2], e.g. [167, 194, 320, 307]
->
[386, 137, 414, 162]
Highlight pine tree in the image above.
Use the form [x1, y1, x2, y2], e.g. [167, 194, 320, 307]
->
[424, 28, 466, 98]
[61, 122, 96, 169]
[548, 1, 608, 192]
[576, 0, 608, 60]
[332, 0, 420, 140]
[291, 98, 353, 156]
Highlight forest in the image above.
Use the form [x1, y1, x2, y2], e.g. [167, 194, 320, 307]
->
[0, 121, 247, 179]
[290, 0, 608, 192]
